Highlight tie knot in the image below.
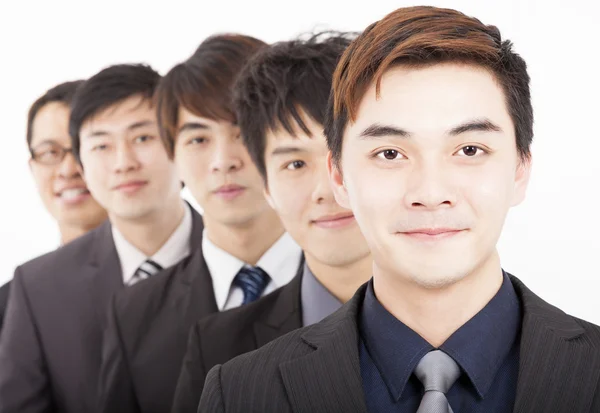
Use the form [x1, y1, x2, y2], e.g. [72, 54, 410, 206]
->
[233, 266, 271, 304]
[414, 350, 461, 394]
[128, 259, 163, 286]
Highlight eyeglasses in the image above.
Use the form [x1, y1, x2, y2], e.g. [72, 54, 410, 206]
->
[30, 142, 75, 166]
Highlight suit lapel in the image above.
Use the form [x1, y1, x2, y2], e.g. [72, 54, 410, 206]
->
[88, 221, 124, 325]
[253, 259, 304, 347]
[172, 207, 218, 323]
[511, 275, 600, 412]
[279, 285, 368, 413]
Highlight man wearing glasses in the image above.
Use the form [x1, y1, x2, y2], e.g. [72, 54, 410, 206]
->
[0, 81, 107, 332]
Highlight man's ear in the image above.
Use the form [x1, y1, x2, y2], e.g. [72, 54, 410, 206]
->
[327, 151, 350, 209]
[511, 154, 532, 207]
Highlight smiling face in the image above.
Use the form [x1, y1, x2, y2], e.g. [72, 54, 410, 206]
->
[78, 95, 182, 222]
[29, 102, 107, 231]
[174, 107, 273, 227]
[329, 63, 531, 289]
[264, 114, 370, 268]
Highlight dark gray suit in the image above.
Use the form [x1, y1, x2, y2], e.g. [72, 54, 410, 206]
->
[0, 281, 9, 332]
[199, 275, 600, 413]
[98, 238, 217, 413]
[0, 207, 203, 413]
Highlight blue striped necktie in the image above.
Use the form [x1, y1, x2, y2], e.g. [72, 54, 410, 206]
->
[233, 266, 271, 305]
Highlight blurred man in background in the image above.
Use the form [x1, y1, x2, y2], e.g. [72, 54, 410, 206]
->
[0, 81, 107, 332]
[98, 34, 301, 413]
[0, 64, 198, 413]
[171, 32, 374, 413]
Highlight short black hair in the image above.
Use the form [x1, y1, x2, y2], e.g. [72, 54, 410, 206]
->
[69, 64, 161, 164]
[233, 32, 355, 182]
[27, 80, 84, 148]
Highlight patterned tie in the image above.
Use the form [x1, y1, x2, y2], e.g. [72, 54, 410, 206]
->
[414, 350, 461, 413]
[232, 266, 271, 305]
[127, 259, 163, 286]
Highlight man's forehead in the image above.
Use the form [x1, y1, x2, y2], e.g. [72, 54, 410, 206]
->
[349, 65, 511, 135]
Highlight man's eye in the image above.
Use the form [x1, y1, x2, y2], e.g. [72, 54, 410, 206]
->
[188, 137, 207, 145]
[285, 160, 305, 170]
[456, 145, 486, 157]
[376, 149, 402, 160]
[92, 144, 108, 151]
[135, 135, 153, 143]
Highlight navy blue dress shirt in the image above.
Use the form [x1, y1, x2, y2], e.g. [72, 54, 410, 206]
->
[359, 272, 521, 413]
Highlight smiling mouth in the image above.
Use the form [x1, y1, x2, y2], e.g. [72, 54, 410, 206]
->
[55, 188, 91, 205]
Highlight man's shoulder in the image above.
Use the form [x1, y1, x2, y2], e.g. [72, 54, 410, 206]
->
[218, 322, 315, 380]
[15, 224, 103, 286]
[572, 316, 600, 345]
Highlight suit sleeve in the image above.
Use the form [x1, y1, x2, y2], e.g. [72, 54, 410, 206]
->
[98, 295, 140, 413]
[171, 324, 207, 413]
[197, 365, 225, 413]
[0, 268, 54, 413]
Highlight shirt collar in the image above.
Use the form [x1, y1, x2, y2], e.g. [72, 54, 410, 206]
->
[300, 262, 343, 326]
[439, 271, 521, 397]
[203, 231, 302, 310]
[359, 271, 521, 401]
[112, 204, 193, 285]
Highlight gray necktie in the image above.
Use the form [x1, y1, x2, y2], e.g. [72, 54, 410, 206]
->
[414, 350, 461, 413]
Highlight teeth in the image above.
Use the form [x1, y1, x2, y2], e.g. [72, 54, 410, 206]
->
[60, 188, 88, 200]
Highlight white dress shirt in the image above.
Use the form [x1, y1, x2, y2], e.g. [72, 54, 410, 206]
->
[203, 231, 302, 310]
[112, 205, 193, 285]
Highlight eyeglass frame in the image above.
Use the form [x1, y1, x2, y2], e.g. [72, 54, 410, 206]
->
[29, 141, 76, 166]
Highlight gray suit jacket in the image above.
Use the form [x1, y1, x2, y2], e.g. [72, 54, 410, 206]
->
[0, 206, 203, 413]
[199, 275, 600, 413]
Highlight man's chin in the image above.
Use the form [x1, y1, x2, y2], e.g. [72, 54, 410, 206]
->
[408, 271, 469, 290]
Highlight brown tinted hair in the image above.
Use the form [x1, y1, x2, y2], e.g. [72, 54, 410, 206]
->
[324, 6, 533, 165]
[156, 34, 267, 158]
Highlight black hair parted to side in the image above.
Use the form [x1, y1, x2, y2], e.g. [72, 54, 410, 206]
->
[69, 63, 161, 164]
[27, 80, 84, 148]
[233, 31, 356, 182]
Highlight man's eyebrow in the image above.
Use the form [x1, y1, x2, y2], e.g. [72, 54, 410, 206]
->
[127, 120, 155, 131]
[271, 146, 307, 156]
[448, 118, 502, 136]
[178, 121, 210, 134]
[358, 124, 411, 140]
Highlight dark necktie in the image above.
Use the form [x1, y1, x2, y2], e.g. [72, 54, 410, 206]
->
[414, 350, 461, 413]
[232, 266, 271, 304]
[127, 259, 163, 286]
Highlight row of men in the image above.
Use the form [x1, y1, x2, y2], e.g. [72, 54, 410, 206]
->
[1, 5, 600, 413]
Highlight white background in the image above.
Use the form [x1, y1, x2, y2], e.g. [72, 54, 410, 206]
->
[0, 0, 598, 323]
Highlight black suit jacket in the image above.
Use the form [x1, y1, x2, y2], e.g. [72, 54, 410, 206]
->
[199, 275, 600, 413]
[171, 264, 304, 413]
[99, 222, 219, 413]
[0, 281, 9, 333]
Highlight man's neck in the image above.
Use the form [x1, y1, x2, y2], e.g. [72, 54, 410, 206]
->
[204, 209, 285, 265]
[373, 252, 504, 347]
[306, 252, 373, 303]
[110, 200, 186, 257]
